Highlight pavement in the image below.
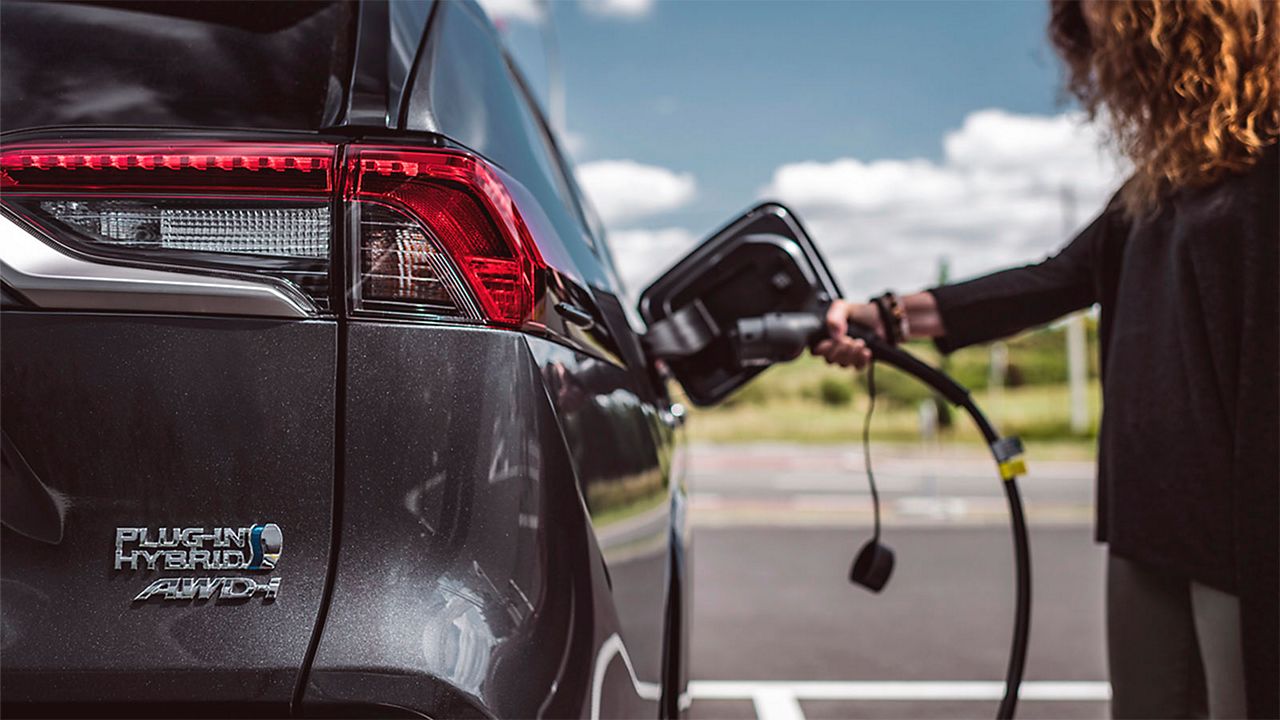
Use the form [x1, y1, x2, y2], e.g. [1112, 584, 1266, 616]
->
[683, 443, 1108, 720]
[686, 443, 1097, 527]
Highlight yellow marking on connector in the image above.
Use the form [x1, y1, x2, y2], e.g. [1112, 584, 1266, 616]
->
[999, 458, 1027, 481]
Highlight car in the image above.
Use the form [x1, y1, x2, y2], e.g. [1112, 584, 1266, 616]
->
[0, 1, 693, 716]
[0, 2, 847, 717]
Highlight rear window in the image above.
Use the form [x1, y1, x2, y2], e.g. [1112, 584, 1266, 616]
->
[0, 1, 352, 132]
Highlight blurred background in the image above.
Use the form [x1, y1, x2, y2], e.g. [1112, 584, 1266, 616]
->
[484, 1, 1124, 717]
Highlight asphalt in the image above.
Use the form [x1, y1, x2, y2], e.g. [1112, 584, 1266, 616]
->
[686, 443, 1097, 527]
[683, 444, 1109, 719]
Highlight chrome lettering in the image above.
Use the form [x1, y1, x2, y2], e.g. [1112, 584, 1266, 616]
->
[116, 524, 283, 604]
[132, 576, 281, 602]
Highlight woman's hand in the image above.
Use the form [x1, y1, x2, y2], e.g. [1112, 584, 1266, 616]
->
[812, 299, 880, 369]
[812, 292, 943, 368]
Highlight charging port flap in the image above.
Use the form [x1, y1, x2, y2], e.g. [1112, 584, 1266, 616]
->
[638, 202, 843, 406]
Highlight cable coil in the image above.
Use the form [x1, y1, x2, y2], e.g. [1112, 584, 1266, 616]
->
[849, 326, 1031, 720]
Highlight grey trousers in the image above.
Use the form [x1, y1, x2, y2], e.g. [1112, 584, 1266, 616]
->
[1108, 554, 1248, 719]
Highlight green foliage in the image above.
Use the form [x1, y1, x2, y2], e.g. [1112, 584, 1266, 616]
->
[818, 377, 854, 406]
[866, 364, 933, 407]
[687, 380, 1101, 447]
[722, 379, 772, 407]
[688, 315, 1105, 445]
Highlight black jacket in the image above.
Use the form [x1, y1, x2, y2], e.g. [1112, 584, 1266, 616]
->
[929, 145, 1278, 718]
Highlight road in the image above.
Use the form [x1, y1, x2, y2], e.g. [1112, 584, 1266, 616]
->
[683, 444, 1108, 719]
[686, 443, 1097, 526]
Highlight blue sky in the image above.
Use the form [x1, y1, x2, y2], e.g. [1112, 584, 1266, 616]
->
[485, 0, 1125, 295]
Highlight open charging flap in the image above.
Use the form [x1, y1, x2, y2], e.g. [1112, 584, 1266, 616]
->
[639, 202, 894, 592]
[638, 202, 844, 406]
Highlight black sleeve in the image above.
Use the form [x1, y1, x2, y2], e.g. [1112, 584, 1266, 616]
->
[928, 200, 1120, 354]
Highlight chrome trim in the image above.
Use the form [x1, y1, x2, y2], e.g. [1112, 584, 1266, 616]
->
[0, 213, 318, 318]
[590, 633, 662, 720]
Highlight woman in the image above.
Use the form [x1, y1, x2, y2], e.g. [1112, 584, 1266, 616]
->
[815, 1, 1278, 717]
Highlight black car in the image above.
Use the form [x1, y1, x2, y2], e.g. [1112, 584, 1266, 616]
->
[0, 2, 841, 717]
[0, 0, 692, 715]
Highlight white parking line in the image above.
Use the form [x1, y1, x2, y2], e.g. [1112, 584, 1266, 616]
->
[689, 681, 1110, 720]
[748, 686, 805, 720]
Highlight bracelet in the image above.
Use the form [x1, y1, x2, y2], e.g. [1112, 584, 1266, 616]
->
[872, 291, 910, 346]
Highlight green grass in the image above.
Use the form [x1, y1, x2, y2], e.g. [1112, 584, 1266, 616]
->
[688, 380, 1100, 447]
[683, 321, 1102, 451]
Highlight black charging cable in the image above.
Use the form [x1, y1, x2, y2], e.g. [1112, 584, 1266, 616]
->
[732, 311, 1031, 719]
[849, 359, 897, 592]
[862, 361, 880, 548]
[850, 327, 1031, 720]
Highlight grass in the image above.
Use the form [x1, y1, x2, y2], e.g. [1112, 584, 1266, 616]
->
[682, 327, 1102, 455]
[687, 382, 1100, 444]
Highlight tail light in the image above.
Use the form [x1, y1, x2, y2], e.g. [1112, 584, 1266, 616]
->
[0, 143, 336, 309]
[345, 148, 545, 326]
[0, 141, 547, 325]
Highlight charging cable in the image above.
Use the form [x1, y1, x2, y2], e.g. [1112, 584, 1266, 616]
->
[732, 311, 1031, 719]
[863, 361, 880, 551]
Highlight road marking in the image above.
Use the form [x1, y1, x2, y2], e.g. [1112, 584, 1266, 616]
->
[687, 494, 1096, 528]
[750, 686, 805, 720]
[690, 681, 1110, 719]
[787, 494, 870, 510]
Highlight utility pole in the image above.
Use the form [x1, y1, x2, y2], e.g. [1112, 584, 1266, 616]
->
[934, 257, 953, 429]
[538, 0, 566, 136]
[988, 341, 1008, 411]
[1062, 186, 1090, 434]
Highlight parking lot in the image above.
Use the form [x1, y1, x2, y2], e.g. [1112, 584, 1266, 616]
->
[684, 444, 1108, 720]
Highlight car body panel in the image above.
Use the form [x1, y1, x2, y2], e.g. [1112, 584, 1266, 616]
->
[301, 324, 663, 718]
[528, 330, 675, 694]
[0, 312, 336, 711]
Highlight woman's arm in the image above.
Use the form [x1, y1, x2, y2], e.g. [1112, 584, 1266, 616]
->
[813, 197, 1124, 369]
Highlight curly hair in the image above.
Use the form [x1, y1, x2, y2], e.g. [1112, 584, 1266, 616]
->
[1050, 0, 1279, 214]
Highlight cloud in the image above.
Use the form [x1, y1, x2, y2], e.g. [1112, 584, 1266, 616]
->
[476, 0, 655, 24]
[576, 159, 697, 225]
[606, 227, 699, 292]
[581, 0, 655, 19]
[474, 0, 543, 24]
[761, 109, 1127, 294]
[572, 158, 697, 292]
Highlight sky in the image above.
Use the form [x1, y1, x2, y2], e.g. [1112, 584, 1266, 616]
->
[478, 0, 1127, 299]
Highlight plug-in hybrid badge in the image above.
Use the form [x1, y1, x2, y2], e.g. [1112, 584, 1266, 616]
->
[115, 524, 283, 602]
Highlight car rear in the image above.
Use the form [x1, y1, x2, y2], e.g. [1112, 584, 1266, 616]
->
[0, 2, 357, 714]
[1, 137, 594, 716]
[1, 1, 669, 717]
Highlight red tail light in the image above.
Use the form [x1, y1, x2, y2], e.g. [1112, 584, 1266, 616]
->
[0, 144, 333, 193]
[0, 140, 547, 325]
[346, 148, 546, 326]
[0, 142, 337, 308]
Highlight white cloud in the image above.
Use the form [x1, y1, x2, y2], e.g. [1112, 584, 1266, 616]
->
[560, 129, 588, 158]
[576, 159, 697, 225]
[573, 158, 697, 292]
[478, 0, 655, 23]
[606, 227, 699, 292]
[581, 0, 655, 19]
[474, 0, 543, 24]
[761, 109, 1127, 294]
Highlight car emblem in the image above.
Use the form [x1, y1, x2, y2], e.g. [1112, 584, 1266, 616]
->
[115, 524, 283, 602]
